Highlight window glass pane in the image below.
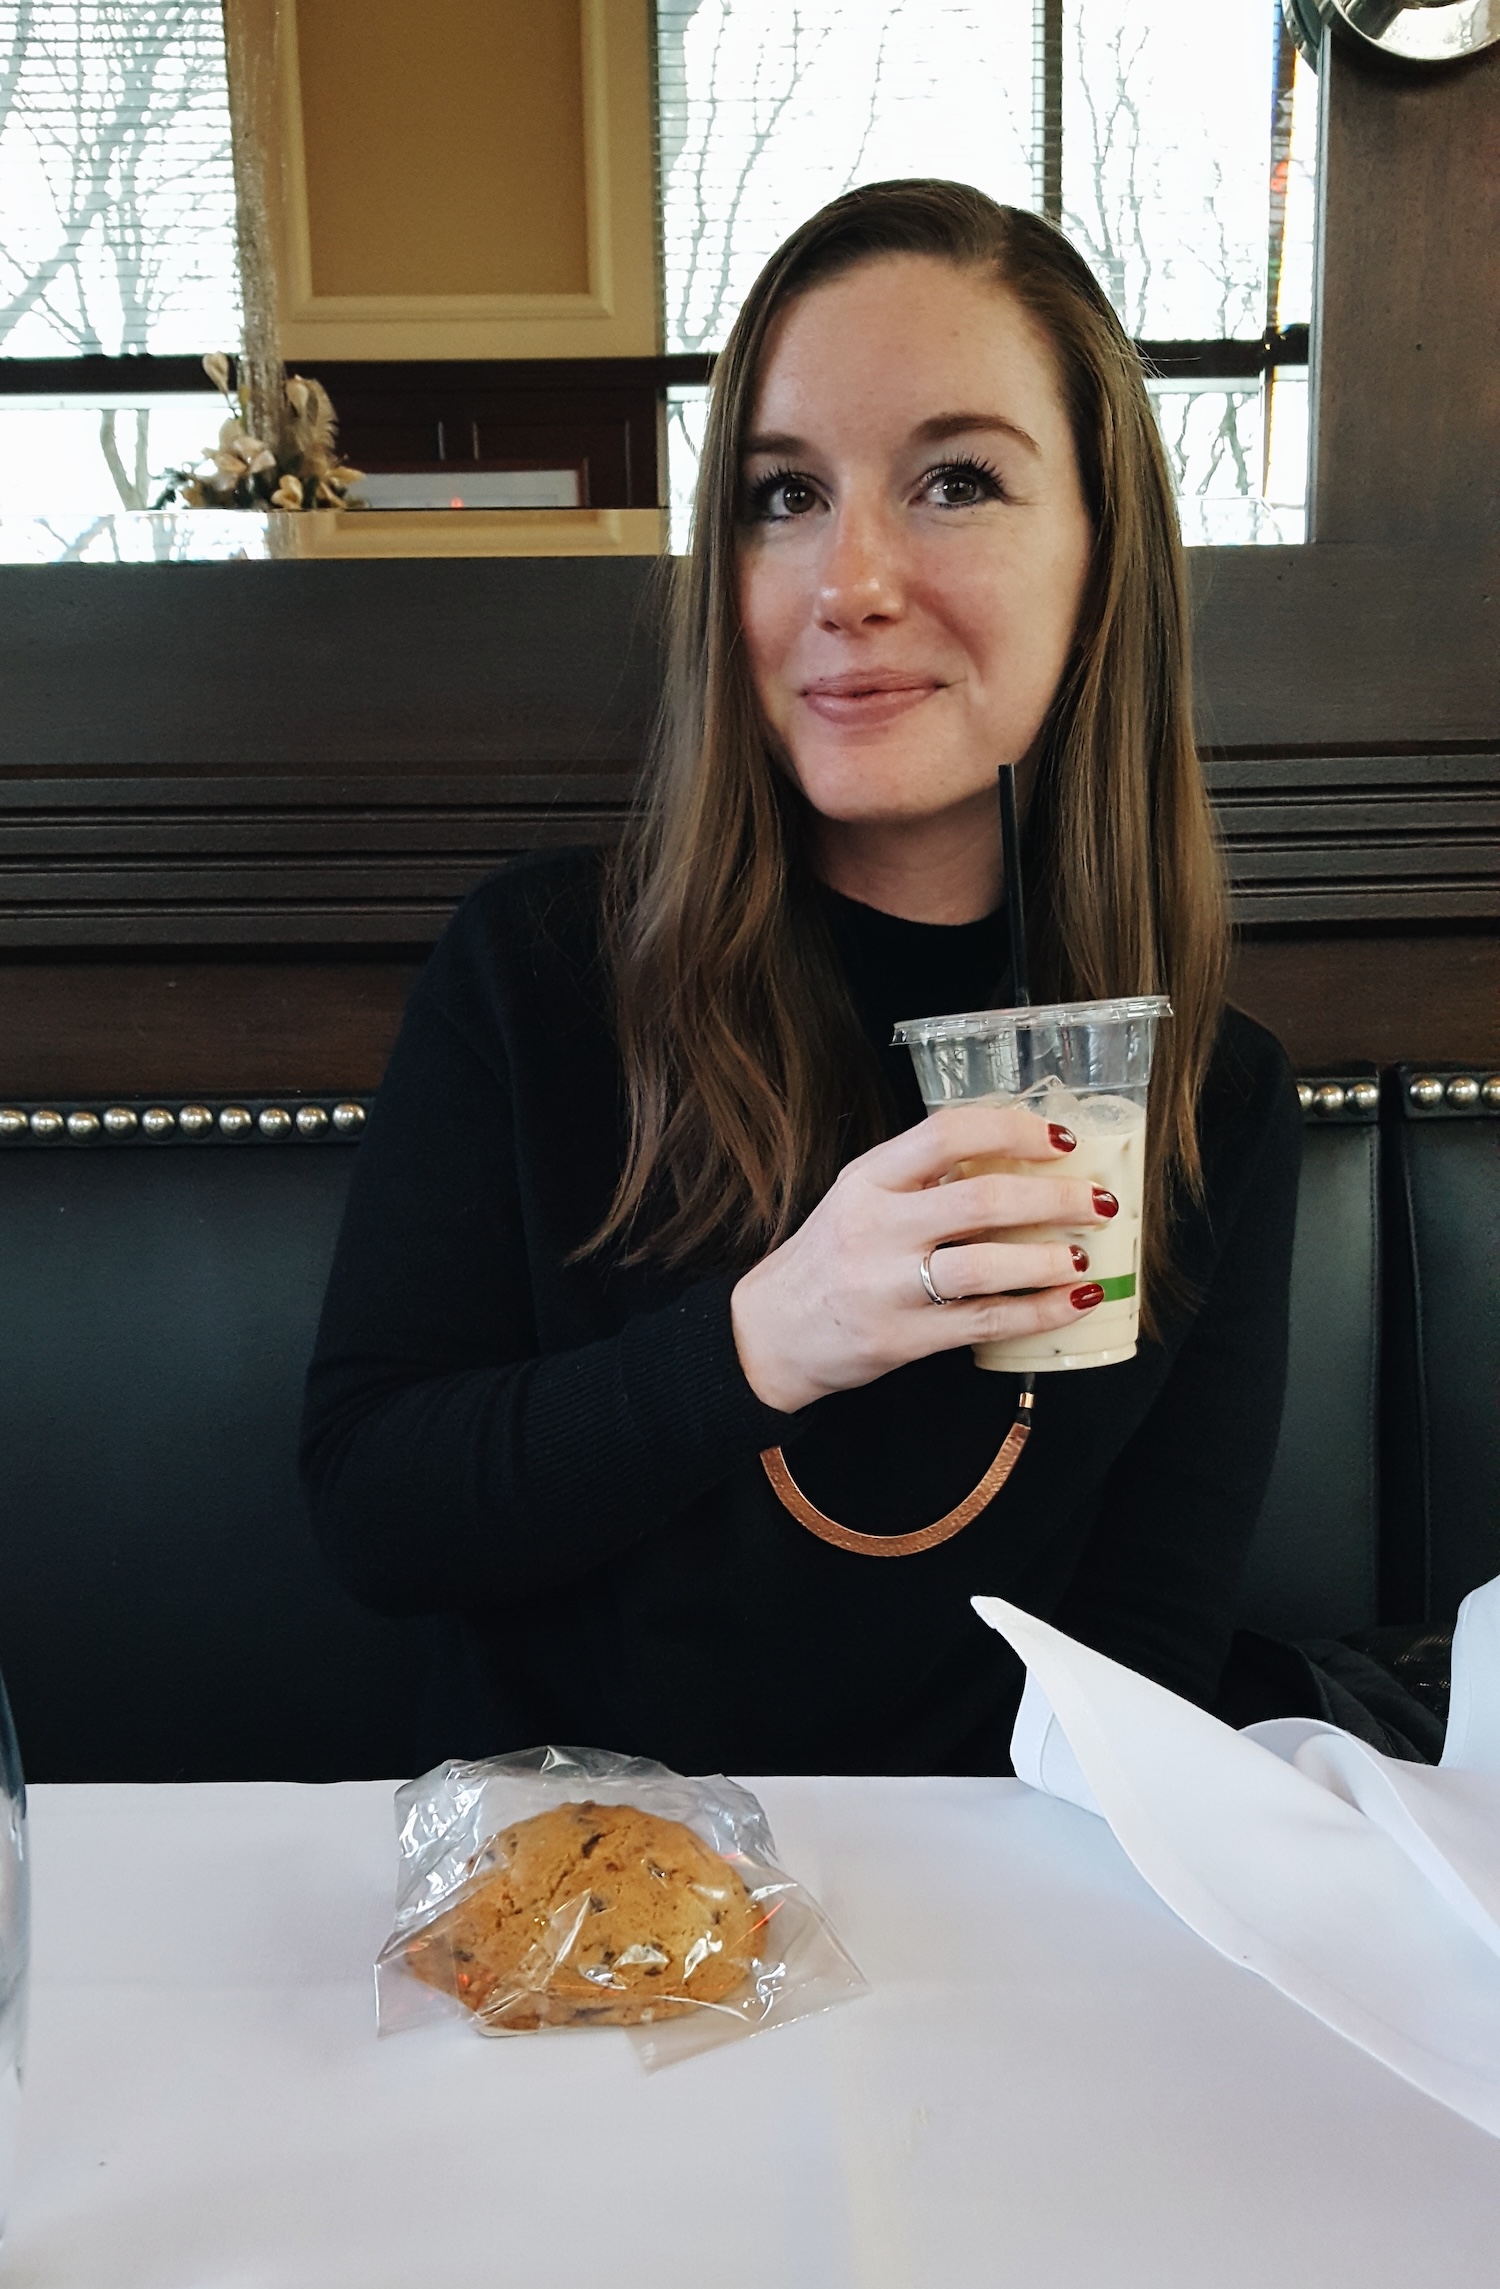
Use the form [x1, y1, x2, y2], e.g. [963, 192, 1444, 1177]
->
[665, 383, 712, 556]
[1147, 372, 1306, 546]
[1063, 0, 1276, 338]
[0, 508, 271, 562]
[658, 2, 1035, 356]
[0, 1, 240, 357]
[0, 396, 276, 560]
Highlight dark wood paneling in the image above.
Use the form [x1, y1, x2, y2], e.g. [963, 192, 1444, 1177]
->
[1229, 933, 1500, 1072]
[0, 770, 631, 947]
[1205, 751, 1499, 925]
[1312, 39, 1500, 546]
[1187, 545, 1497, 750]
[0, 557, 664, 769]
[0, 959, 418, 1097]
[300, 364, 664, 509]
[2, 754, 1493, 948]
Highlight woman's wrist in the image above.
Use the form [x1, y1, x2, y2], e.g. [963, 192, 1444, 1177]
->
[730, 1261, 818, 1416]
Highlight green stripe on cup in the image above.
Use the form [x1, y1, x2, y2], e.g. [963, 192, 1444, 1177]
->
[1096, 1273, 1137, 1302]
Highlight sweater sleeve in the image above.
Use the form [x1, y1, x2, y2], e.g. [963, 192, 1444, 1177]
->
[1053, 1029, 1304, 1708]
[299, 906, 798, 1617]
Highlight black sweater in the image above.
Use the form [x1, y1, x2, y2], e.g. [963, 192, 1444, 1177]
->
[301, 850, 1302, 1775]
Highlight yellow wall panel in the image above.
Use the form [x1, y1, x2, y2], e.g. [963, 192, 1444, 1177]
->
[295, 0, 589, 299]
[267, 0, 660, 360]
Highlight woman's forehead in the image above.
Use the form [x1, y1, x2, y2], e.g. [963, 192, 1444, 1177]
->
[747, 254, 1068, 450]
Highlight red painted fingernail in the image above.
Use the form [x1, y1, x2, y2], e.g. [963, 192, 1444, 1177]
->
[1048, 1123, 1077, 1152]
[1069, 1245, 1090, 1273]
[1070, 1283, 1105, 1310]
[1092, 1188, 1119, 1218]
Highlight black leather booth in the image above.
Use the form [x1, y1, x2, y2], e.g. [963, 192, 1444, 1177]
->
[1, 1069, 1496, 1783]
[1239, 1070, 1383, 1640]
[1380, 1068, 1500, 1628]
[0, 1100, 426, 1783]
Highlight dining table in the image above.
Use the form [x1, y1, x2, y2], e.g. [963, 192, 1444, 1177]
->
[5, 1772, 1499, 2286]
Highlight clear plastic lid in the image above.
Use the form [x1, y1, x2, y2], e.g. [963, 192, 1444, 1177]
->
[891, 994, 1172, 1046]
[893, 996, 1172, 1108]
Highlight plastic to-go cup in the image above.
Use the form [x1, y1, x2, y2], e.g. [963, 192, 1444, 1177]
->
[892, 996, 1171, 1373]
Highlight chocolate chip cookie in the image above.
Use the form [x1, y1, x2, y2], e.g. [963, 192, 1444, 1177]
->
[405, 1799, 758, 2028]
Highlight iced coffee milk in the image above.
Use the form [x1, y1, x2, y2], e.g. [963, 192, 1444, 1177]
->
[892, 997, 1170, 1375]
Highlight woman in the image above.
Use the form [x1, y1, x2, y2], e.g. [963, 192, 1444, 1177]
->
[302, 182, 1301, 1775]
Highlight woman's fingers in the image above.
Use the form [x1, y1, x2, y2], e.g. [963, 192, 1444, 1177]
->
[869, 1102, 1072, 1190]
[919, 1238, 1087, 1303]
[908, 1280, 1100, 1360]
[905, 1167, 1110, 1243]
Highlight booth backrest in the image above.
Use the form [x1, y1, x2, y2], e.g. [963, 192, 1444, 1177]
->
[1380, 1068, 1500, 1627]
[0, 1070, 1495, 1781]
[0, 1105, 426, 1783]
[1237, 1074, 1382, 1640]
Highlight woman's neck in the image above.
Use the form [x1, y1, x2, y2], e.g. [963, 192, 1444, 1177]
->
[812, 789, 1005, 925]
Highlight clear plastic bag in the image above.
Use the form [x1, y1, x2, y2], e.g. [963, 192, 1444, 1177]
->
[374, 1745, 866, 2068]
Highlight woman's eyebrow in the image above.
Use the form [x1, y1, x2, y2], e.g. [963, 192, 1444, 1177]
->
[742, 413, 1043, 460]
[915, 411, 1042, 456]
[742, 431, 806, 459]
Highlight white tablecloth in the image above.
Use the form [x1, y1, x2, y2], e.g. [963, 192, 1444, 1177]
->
[6, 1776, 1499, 2287]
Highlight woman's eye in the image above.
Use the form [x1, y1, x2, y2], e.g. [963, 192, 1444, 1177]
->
[746, 469, 820, 521]
[922, 460, 1003, 509]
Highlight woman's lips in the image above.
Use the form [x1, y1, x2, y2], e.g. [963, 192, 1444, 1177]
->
[800, 677, 943, 728]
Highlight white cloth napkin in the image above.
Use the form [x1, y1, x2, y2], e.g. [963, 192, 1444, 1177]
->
[973, 1578, 1500, 2136]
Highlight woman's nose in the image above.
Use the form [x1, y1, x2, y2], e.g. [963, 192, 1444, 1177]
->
[815, 503, 906, 630]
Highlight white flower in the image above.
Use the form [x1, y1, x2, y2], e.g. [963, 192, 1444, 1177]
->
[202, 352, 232, 395]
[215, 421, 275, 476]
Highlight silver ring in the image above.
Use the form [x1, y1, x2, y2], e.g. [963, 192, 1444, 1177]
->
[919, 1248, 952, 1306]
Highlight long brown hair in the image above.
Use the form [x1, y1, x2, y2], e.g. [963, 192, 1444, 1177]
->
[592, 181, 1228, 1328]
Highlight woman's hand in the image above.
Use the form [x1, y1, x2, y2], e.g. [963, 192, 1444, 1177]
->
[730, 1104, 1114, 1414]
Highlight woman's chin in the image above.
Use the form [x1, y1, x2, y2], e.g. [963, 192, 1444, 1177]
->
[792, 763, 997, 831]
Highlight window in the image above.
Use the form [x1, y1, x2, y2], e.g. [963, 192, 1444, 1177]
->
[0, 0, 243, 555]
[658, 0, 1317, 548]
[0, 3, 1318, 560]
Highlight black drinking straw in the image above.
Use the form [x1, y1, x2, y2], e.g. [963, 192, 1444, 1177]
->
[998, 765, 1030, 1007]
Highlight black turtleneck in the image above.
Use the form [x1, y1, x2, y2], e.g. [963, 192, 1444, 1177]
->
[302, 849, 1302, 1775]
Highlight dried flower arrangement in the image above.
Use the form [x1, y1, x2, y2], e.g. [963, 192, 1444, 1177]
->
[156, 355, 365, 512]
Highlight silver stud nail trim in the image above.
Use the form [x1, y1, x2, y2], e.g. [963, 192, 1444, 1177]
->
[0, 1098, 372, 1142]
